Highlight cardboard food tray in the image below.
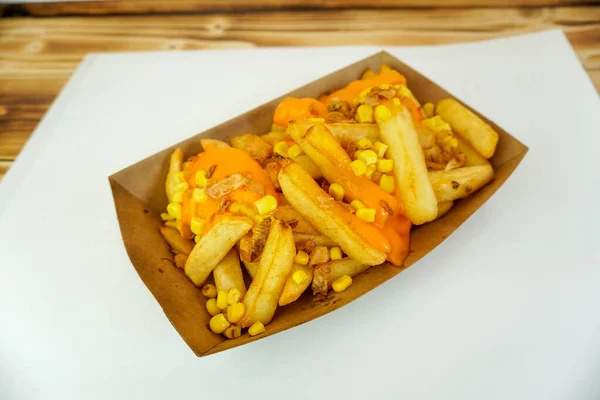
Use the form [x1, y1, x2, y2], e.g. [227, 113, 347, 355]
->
[109, 51, 528, 357]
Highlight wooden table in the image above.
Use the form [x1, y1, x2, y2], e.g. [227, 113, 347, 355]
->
[1, 1, 599, 181]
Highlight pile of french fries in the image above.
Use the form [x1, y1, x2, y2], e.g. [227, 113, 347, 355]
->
[159, 64, 499, 340]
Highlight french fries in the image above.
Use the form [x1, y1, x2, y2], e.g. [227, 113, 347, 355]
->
[279, 263, 313, 306]
[436, 98, 499, 159]
[312, 258, 371, 296]
[241, 219, 296, 327]
[184, 215, 253, 286]
[165, 148, 183, 203]
[273, 205, 319, 235]
[159, 225, 194, 256]
[326, 123, 379, 145]
[455, 135, 489, 167]
[293, 233, 337, 251]
[214, 247, 246, 296]
[200, 138, 230, 150]
[428, 165, 494, 202]
[231, 134, 272, 164]
[436, 201, 454, 219]
[279, 161, 387, 266]
[375, 104, 438, 225]
[242, 261, 259, 279]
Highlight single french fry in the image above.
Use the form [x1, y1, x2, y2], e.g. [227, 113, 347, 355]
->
[294, 154, 323, 180]
[279, 263, 313, 306]
[174, 253, 187, 269]
[231, 134, 273, 164]
[273, 205, 319, 235]
[436, 98, 499, 159]
[200, 138, 230, 151]
[455, 135, 489, 167]
[184, 215, 253, 286]
[436, 201, 454, 219]
[279, 162, 387, 266]
[214, 247, 246, 296]
[165, 148, 183, 203]
[242, 261, 259, 279]
[159, 225, 194, 256]
[375, 104, 438, 225]
[326, 123, 380, 145]
[428, 165, 494, 202]
[312, 258, 371, 296]
[241, 220, 296, 327]
[293, 233, 338, 249]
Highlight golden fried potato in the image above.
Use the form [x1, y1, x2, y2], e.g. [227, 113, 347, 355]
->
[174, 253, 187, 269]
[241, 219, 296, 327]
[455, 135, 489, 167]
[436, 201, 454, 219]
[200, 138, 230, 150]
[184, 215, 253, 286]
[264, 161, 282, 189]
[165, 148, 183, 203]
[242, 261, 259, 279]
[214, 247, 246, 296]
[159, 225, 194, 256]
[436, 98, 499, 159]
[273, 205, 319, 235]
[326, 123, 380, 146]
[279, 263, 313, 306]
[231, 134, 273, 164]
[428, 165, 494, 202]
[312, 258, 371, 296]
[309, 246, 330, 265]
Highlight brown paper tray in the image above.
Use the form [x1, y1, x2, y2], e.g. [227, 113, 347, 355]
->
[109, 51, 528, 357]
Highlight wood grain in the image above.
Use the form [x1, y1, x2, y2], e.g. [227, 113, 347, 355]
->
[0, 6, 599, 180]
[8, 0, 600, 16]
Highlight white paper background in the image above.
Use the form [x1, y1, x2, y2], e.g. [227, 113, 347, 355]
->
[1, 30, 599, 400]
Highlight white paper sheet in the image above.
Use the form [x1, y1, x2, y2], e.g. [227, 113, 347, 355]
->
[1, 30, 599, 400]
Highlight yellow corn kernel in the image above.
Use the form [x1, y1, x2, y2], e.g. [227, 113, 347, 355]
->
[350, 199, 366, 210]
[165, 220, 177, 229]
[366, 164, 377, 179]
[161, 212, 174, 221]
[332, 275, 353, 292]
[195, 170, 208, 188]
[288, 144, 304, 159]
[392, 97, 401, 106]
[350, 160, 367, 176]
[379, 174, 395, 193]
[223, 325, 242, 339]
[356, 208, 376, 222]
[192, 188, 208, 203]
[248, 321, 266, 336]
[190, 217, 206, 236]
[356, 138, 372, 150]
[373, 141, 388, 158]
[330, 246, 343, 260]
[379, 83, 391, 90]
[292, 270, 309, 285]
[375, 105, 392, 121]
[307, 117, 325, 123]
[328, 183, 345, 201]
[172, 191, 184, 203]
[227, 288, 242, 305]
[377, 158, 394, 173]
[202, 283, 217, 298]
[174, 171, 185, 184]
[226, 302, 245, 324]
[356, 104, 374, 123]
[423, 102, 435, 118]
[294, 251, 309, 265]
[371, 171, 382, 183]
[353, 150, 363, 160]
[209, 314, 230, 334]
[422, 116, 451, 133]
[194, 234, 201, 243]
[361, 69, 377, 79]
[166, 202, 182, 220]
[358, 150, 378, 166]
[216, 290, 228, 310]
[274, 141, 289, 157]
[229, 202, 242, 214]
[397, 86, 412, 99]
[206, 298, 220, 316]
[174, 182, 189, 193]
[254, 195, 277, 215]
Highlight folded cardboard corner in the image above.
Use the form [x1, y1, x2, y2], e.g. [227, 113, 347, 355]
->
[109, 51, 528, 357]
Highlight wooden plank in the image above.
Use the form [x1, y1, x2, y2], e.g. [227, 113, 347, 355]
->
[10, 0, 600, 16]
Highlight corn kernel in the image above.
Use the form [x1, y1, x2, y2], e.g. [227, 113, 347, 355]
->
[358, 150, 378, 166]
[254, 195, 277, 215]
[165, 220, 177, 229]
[392, 97, 401, 106]
[195, 170, 208, 188]
[166, 202, 182, 220]
[192, 188, 208, 203]
[356, 208, 376, 222]
[229, 202, 242, 214]
[366, 164, 377, 179]
[194, 234, 201, 243]
[202, 283, 217, 298]
[356, 104, 374, 123]
[190, 217, 206, 236]
[174, 182, 189, 192]
[379, 174, 395, 193]
[206, 298, 220, 316]
[350, 160, 367, 176]
[161, 212, 174, 221]
[332, 275, 353, 292]
[375, 105, 392, 121]
[350, 199, 366, 210]
[373, 141, 388, 158]
[174, 171, 185, 184]
[274, 141, 289, 157]
[209, 314, 230, 334]
[216, 290, 228, 310]
[330, 246, 343, 260]
[288, 144, 304, 159]
[397, 85, 412, 99]
[240, 204, 257, 218]
[423, 102, 435, 118]
[379, 83, 391, 90]
[328, 183, 345, 201]
[223, 325, 242, 339]
[172, 191, 184, 203]
[227, 288, 242, 305]
[248, 321, 266, 336]
[292, 270, 309, 285]
[294, 251, 309, 265]
[377, 159, 394, 173]
[353, 150, 363, 160]
[356, 138, 372, 150]
[226, 302, 245, 324]
[371, 171, 382, 182]
[307, 117, 325, 123]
